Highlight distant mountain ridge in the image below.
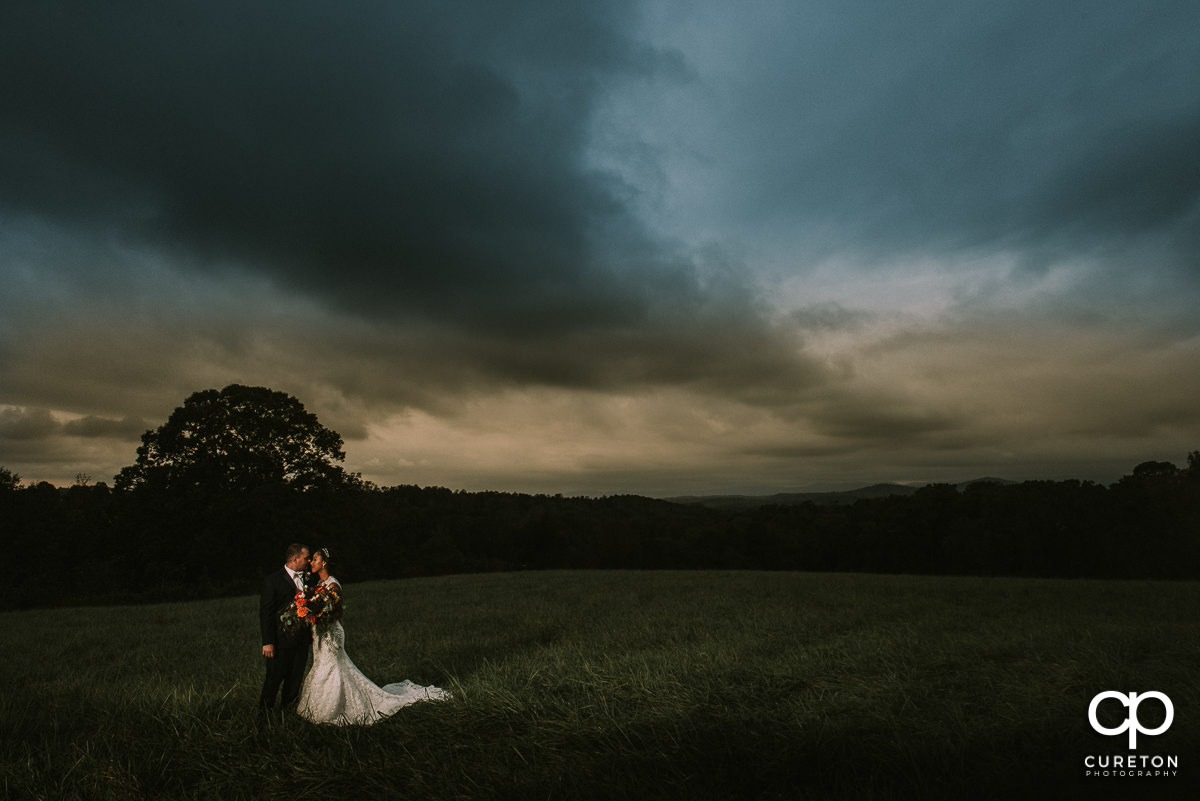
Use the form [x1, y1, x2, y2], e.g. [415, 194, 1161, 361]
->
[665, 478, 1016, 510]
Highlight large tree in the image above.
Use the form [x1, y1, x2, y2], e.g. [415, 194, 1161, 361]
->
[115, 385, 358, 492]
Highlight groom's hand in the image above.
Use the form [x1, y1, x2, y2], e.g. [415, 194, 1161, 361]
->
[262, 645, 275, 658]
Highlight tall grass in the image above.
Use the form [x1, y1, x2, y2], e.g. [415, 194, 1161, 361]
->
[3, 571, 1197, 799]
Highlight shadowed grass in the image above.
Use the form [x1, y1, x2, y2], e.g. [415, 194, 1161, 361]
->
[3, 571, 1198, 799]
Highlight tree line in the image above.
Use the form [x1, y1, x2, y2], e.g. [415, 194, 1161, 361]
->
[2, 385, 1196, 610]
[3, 456, 1197, 610]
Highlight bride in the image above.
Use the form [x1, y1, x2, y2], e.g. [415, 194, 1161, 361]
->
[295, 547, 447, 725]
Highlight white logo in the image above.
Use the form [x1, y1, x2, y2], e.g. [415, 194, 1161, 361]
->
[1089, 691, 1174, 749]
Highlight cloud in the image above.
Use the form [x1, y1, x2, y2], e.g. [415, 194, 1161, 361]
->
[0, 2, 663, 324]
[632, 1, 1200, 279]
[0, 406, 148, 485]
[1, 1, 1198, 493]
[0, 1, 821, 403]
[0, 407, 58, 441]
[62, 416, 148, 439]
[0, 407, 145, 448]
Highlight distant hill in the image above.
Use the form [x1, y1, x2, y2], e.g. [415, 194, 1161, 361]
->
[665, 478, 1016, 510]
[956, 477, 1016, 490]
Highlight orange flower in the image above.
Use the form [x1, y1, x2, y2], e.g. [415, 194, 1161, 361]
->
[297, 607, 308, 618]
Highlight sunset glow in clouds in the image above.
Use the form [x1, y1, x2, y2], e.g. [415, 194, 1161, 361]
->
[2, 1, 1198, 495]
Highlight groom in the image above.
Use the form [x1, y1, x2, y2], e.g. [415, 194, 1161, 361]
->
[259, 543, 313, 711]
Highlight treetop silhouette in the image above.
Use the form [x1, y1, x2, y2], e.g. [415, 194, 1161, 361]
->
[115, 384, 357, 492]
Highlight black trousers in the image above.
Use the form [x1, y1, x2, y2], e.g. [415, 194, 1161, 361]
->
[260, 641, 309, 709]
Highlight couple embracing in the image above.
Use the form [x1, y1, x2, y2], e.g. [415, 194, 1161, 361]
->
[259, 543, 446, 725]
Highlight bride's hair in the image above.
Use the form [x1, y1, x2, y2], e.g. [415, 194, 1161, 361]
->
[314, 546, 337, 573]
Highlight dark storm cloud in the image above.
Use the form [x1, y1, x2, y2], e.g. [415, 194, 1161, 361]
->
[0, 407, 58, 441]
[1027, 109, 1200, 247]
[697, 0, 1200, 273]
[62, 415, 149, 439]
[3, 0, 1198, 493]
[0, 2, 686, 330]
[0, 0, 825, 408]
[0, 407, 144, 442]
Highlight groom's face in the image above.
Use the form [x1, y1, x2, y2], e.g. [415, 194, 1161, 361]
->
[288, 549, 311, 572]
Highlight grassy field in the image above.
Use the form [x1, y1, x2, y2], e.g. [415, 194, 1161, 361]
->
[3, 570, 1197, 800]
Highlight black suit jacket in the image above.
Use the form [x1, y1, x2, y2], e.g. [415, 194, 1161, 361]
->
[260, 568, 312, 649]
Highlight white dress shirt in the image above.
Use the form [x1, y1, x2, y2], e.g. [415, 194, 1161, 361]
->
[285, 567, 305, 592]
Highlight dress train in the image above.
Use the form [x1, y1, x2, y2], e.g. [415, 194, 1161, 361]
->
[295, 578, 446, 726]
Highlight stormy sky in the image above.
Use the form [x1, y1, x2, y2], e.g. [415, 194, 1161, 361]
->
[2, 1, 1198, 495]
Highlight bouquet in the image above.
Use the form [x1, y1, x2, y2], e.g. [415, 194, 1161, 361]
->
[305, 582, 343, 632]
[279, 588, 310, 635]
[280, 583, 342, 634]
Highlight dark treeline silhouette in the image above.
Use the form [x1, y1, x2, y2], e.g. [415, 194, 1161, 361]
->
[2, 453, 1197, 610]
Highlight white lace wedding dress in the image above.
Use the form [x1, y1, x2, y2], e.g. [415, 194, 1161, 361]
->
[295, 576, 447, 726]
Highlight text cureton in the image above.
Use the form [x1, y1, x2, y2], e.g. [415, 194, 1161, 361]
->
[1085, 755, 1178, 769]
